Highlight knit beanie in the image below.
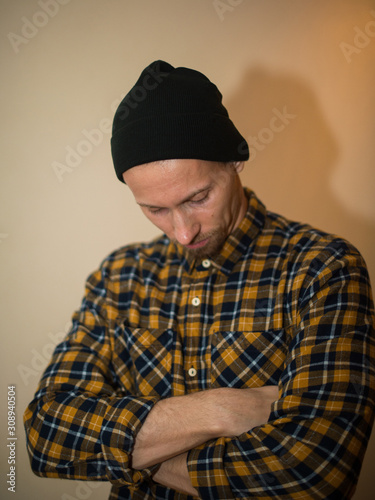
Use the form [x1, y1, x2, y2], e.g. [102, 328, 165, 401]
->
[111, 60, 249, 182]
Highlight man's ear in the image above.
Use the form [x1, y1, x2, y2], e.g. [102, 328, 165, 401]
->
[232, 161, 245, 174]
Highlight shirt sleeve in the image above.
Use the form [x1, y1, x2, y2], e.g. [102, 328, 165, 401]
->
[23, 259, 160, 490]
[187, 240, 375, 499]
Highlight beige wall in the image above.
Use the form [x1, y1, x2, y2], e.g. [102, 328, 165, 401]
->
[1, 1, 375, 499]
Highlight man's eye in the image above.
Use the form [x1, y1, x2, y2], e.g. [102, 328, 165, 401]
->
[148, 207, 165, 215]
[191, 193, 209, 205]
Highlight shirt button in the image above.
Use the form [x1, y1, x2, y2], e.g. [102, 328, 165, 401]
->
[188, 367, 197, 377]
[192, 297, 200, 306]
[202, 259, 211, 268]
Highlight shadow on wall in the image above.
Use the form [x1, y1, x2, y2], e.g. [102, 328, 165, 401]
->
[226, 66, 375, 278]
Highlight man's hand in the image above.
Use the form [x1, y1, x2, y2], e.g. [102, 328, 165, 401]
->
[131, 385, 279, 469]
[153, 452, 199, 497]
[210, 385, 279, 437]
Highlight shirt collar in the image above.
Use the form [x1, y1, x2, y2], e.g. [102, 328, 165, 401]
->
[170, 188, 266, 275]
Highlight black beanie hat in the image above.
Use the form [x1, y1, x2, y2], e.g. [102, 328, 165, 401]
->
[111, 60, 249, 182]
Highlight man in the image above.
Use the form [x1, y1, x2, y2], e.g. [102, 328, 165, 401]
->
[24, 61, 375, 499]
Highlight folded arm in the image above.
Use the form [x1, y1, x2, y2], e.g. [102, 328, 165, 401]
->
[132, 385, 279, 469]
[133, 386, 278, 496]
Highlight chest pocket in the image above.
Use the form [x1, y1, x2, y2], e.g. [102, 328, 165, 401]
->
[211, 329, 287, 389]
[115, 325, 173, 398]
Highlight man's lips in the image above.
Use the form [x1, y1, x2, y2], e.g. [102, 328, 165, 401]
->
[185, 237, 210, 249]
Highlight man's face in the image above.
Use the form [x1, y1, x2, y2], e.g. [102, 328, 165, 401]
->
[123, 159, 247, 259]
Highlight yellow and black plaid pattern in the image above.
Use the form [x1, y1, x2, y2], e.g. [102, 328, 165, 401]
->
[24, 189, 375, 499]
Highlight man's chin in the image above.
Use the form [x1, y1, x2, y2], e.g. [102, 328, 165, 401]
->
[185, 234, 225, 259]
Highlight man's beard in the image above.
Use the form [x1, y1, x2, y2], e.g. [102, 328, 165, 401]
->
[182, 229, 227, 259]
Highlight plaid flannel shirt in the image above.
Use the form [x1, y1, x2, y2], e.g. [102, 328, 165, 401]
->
[24, 189, 375, 499]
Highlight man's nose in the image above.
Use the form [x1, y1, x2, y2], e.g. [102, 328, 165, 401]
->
[172, 210, 200, 245]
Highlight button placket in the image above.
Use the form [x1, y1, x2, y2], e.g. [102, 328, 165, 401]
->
[183, 275, 209, 390]
[192, 297, 200, 306]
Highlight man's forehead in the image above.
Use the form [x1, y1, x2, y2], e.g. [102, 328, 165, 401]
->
[123, 159, 221, 207]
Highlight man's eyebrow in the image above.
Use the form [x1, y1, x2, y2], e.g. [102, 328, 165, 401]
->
[137, 185, 212, 209]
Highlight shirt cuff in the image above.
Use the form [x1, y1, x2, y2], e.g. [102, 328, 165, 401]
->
[101, 395, 159, 488]
[187, 440, 233, 499]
